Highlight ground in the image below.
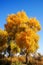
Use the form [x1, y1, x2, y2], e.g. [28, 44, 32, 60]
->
[0, 55, 43, 65]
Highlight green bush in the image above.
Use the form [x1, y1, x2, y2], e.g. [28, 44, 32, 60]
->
[11, 61, 22, 65]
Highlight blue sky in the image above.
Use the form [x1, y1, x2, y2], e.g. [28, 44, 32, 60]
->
[0, 0, 43, 54]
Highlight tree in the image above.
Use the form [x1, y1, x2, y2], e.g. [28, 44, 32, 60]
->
[0, 29, 8, 58]
[4, 11, 41, 63]
[0, 29, 8, 52]
[0, 11, 41, 63]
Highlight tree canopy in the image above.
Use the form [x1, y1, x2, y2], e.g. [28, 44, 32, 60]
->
[0, 11, 41, 55]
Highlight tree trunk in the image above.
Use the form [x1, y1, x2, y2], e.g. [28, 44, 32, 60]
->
[7, 45, 11, 57]
[26, 52, 28, 64]
[8, 51, 11, 57]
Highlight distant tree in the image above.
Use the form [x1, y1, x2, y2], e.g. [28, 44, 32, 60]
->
[0, 29, 8, 53]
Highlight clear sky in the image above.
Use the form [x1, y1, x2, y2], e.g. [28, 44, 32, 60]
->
[0, 0, 43, 54]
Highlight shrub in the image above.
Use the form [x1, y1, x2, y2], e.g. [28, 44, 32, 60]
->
[11, 61, 22, 65]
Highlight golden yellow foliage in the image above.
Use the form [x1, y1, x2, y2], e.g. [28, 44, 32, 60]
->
[0, 29, 8, 36]
[29, 18, 41, 32]
[15, 30, 39, 53]
[4, 11, 41, 53]
[0, 29, 8, 52]
[6, 11, 29, 24]
[9, 40, 20, 53]
[0, 43, 8, 52]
